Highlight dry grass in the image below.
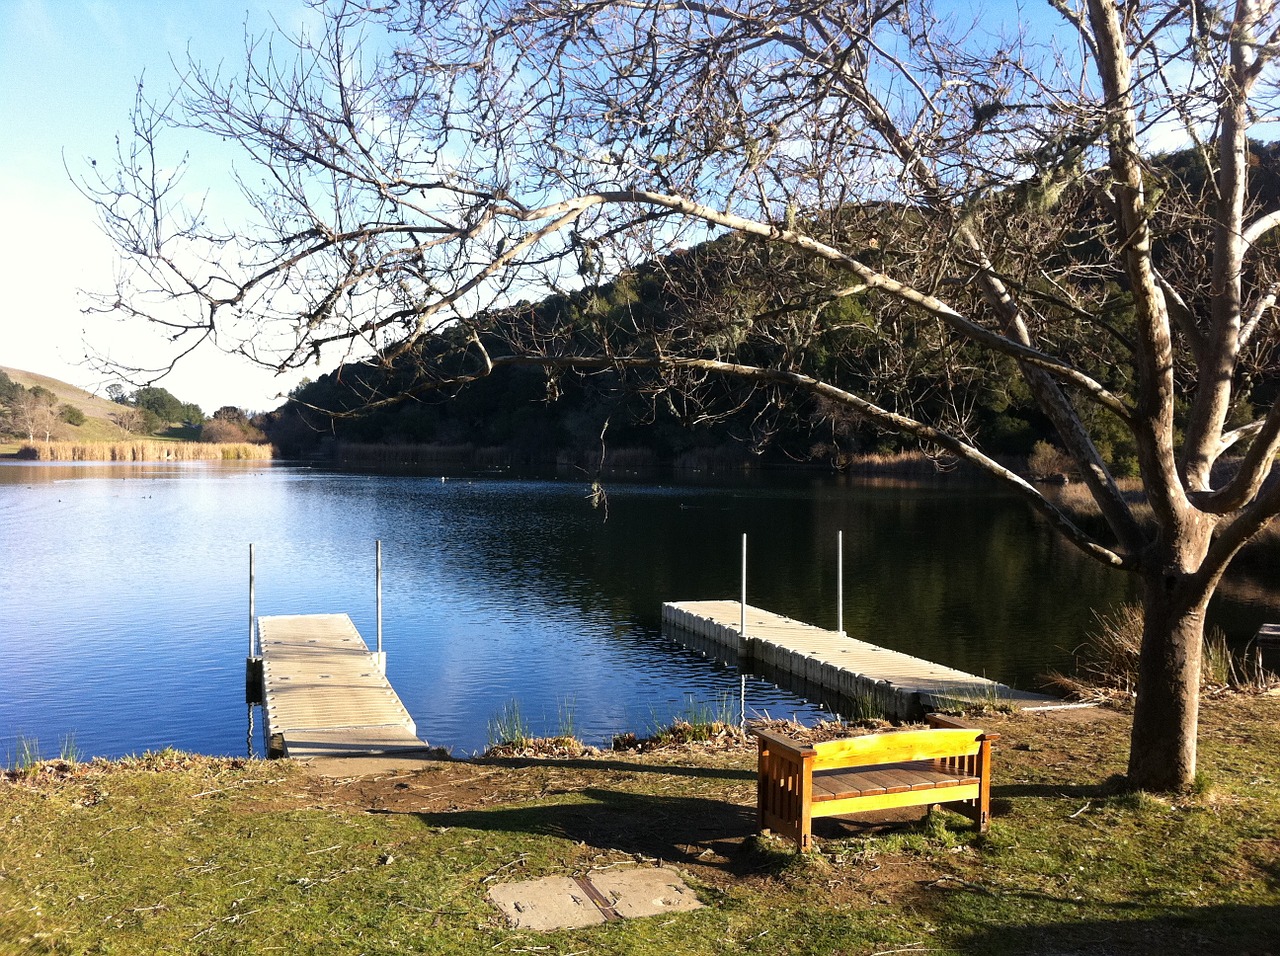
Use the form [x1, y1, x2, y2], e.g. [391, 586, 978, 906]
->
[21, 440, 274, 462]
[1046, 600, 1279, 703]
[833, 449, 958, 476]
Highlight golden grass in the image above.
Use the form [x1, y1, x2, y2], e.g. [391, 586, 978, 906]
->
[20, 440, 274, 462]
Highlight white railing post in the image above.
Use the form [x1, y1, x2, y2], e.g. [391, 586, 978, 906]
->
[375, 539, 385, 675]
[249, 543, 256, 656]
[837, 529, 846, 637]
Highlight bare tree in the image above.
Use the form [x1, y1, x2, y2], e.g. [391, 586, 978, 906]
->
[78, 0, 1280, 790]
[9, 386, 59, 443]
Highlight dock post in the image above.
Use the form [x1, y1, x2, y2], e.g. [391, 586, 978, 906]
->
[249, 542, 256, 656]
[245, 543, 263, 705]
[374, 539, 386, 676]
[836, 530, 846, 637]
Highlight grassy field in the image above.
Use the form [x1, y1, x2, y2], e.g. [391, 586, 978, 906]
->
[2, 696, 1278, 955]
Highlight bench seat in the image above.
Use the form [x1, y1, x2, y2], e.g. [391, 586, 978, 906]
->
[813, 760, 980, 800]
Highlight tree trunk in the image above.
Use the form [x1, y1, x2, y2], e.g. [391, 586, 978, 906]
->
[1127, 576, 1207, 790]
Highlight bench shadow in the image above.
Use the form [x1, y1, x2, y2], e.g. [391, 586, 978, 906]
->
[991, 780, 1121, 800]
[396, 787, 766, 874]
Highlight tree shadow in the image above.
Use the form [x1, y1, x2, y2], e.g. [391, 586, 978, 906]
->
[394, 787, 774, 875]
[948, 902, 1280, 955]
[930, 852, 1280, 955]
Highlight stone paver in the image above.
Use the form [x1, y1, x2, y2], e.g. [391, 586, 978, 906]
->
[488, 876, 607, 930]
[488, 868, 704, 930]
[590, 867, 704, 919]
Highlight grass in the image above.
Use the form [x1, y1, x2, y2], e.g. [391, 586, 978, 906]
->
[3, 698, 1279, 954]
[486, 699, 533, 748]
[554, 697, 577, 740]
[640, 693, 742, 745]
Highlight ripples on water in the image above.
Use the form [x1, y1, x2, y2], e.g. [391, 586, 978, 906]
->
[2, 460, 1275, 763]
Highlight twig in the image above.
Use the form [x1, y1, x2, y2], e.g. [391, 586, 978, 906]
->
[482, 853, 529, 883]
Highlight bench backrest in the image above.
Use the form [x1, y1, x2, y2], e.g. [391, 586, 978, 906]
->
[811, 727, 983, 771]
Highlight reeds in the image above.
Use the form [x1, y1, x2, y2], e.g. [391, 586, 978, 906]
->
[19, 441, 274, 462]
[1045, 600, 1278, 702]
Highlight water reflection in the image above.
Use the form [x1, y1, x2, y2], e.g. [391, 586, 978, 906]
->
[2, 460, 1273, 762]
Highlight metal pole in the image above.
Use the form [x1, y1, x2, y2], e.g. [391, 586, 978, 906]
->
[376, 539, 383, 657]
[249, 543, 256, 656]
[837, 529, 845, 637]
[742, 529, 747, 742]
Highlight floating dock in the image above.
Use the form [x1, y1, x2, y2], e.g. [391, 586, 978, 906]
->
[253, 613, 428, 760]
[662, 600, 1062, 720]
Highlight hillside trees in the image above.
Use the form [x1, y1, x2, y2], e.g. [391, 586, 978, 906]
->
[5, 384, 58, 443]
[131, 387, 203, 427]
[200, 405, 268, 443]
[80, 0, 1280, 790]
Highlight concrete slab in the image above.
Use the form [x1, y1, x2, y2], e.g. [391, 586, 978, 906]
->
[487, 876, 607, 930]
[488, 868, 703, 930]
[589, 868, 704, 919]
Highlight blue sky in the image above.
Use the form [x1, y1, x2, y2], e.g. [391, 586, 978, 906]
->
[0, 0, 317, 412]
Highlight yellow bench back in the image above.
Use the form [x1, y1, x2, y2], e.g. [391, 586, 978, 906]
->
[811, 728, 983, 771]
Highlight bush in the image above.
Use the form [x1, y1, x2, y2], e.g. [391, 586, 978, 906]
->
[59, 404, 86, 426]
[200, 417, 268, 444]
[1027, 440, 1075, 480]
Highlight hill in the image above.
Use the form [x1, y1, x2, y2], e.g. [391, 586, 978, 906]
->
[0, 366, 130, 444]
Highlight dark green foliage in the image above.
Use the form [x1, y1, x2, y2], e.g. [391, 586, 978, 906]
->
[132, 386, 203, 426]
[0, 371, 22, 406]
[58, 404, 86, 426]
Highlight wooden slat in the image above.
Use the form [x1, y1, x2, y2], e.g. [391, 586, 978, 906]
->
[814, 782, 982, 819]
[810, 762, 978, 802]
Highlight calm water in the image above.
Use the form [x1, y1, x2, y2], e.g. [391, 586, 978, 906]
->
[3, 461, 1277, 762]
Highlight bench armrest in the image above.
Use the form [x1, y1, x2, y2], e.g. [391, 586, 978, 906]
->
[926, 712, 1000, 742]
[751, 727, 815, 760]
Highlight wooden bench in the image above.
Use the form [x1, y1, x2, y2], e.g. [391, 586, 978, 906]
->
[752, 714, 998, 852]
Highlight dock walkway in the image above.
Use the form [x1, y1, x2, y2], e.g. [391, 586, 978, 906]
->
[256, 613, 428, 760]
[662, 600, 1063, 719]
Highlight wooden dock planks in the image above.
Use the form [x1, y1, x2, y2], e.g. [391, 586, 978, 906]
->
[257, 613, 427, 760]
[663, 600, 1063, 718]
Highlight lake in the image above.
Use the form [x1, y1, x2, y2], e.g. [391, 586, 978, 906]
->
[3, 460, 1276, 763]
